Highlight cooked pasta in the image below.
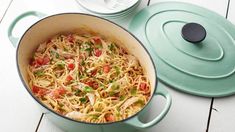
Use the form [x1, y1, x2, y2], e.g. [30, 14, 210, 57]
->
[27, 33, 151, 123]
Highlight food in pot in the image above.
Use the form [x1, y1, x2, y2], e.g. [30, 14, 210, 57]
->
[27, 33, 150, 123]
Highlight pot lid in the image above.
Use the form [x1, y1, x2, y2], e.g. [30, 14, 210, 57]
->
[129, 2, 235, 97]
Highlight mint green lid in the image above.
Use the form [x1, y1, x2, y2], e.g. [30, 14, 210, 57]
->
[129, 2, 235, 97]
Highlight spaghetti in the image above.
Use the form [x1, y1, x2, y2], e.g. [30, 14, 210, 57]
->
[27, 33, 150, 123]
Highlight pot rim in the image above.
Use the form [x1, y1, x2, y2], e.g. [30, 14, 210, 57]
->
[16, 12, 158, 125]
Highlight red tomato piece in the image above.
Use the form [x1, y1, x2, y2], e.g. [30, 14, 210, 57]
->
[66, 75, 73, 81]
[57, 87, 67, 95]
[32, 85, 40, 94]
[38, 89, 48, 96]
[42, 55, 50, 65]
[105, 114, 115, 122]
[139, 83, 148, 92]
[103, 65, 111, 73]
[94, 49, 102, 57]
[68, 63, 75, 71]
[50, 90, 60, 99]
[36, 57, 44, 65]
[93, 37, 102, 44]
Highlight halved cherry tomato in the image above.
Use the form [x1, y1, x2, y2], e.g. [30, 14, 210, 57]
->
[68, 63, 75, 71]
[66, 75, 73, 81]
[94, 49, 102, 57]
[93, 37, 101, 44]
[103, 65, 111, 73]
[105, 114, 115, 122]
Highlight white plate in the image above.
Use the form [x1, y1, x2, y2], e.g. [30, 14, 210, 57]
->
[76, 0, 139, 15]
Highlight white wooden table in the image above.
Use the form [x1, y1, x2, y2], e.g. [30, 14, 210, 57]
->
[0, 0, 234, 132]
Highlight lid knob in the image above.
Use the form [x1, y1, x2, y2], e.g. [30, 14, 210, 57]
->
[181, 23, 207, 43]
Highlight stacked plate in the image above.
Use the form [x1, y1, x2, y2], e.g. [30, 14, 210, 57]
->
[76, 0, 140, 19]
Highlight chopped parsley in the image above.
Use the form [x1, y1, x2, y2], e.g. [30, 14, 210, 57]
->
[79, 97, 87, 103]
[84, 86, 93, 92]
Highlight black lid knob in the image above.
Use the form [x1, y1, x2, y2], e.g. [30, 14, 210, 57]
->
[181, 23, 206, 43]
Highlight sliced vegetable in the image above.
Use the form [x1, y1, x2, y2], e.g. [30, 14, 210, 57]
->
[66, 75, 73, 81]
[130, 86, 137, 95]
[103, 65, 111, 73]
[84, 86, 93, 92]
[105, 114, 115, 122]
[68, 63, 75, 71]
[34, 70, 44, 76]
[57, 63, 65, 68]
[86, 93, 95, 105]
[79, 97, 87, 103]
[139, 82, 148, 92]
[114, 66, 120, 75]
[94, 49, 102, 57]
[93, 37, 102, 44]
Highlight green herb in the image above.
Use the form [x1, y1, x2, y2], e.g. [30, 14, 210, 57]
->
[130, 86, 137, 95]
[57, 63, 65, 68]
[108, 43, 115, 51]
[63, 47, 68, 52]
[109, 91, 116, 96]
[120, 95, 125, 101]
[34, 70, 44, 76]
[91, 115, 99, 119]
[84, 41, 92, 46]
[79, 97, 87, 103]
[109, 80, 113, 83]
[111, 84, 120, 90]
[135, 100, 145, 106]
[85, 47, 93, 53]
[75, 89, 81, 95]
[84, 86, 93, 92]
[114, 66, 120, 75]
[81, 60, 85, 66]
[98, 70, 102, 75]
[55, 52, 59, 58]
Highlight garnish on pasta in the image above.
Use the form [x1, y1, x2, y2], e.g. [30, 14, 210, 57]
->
[27, 33, 151, 123]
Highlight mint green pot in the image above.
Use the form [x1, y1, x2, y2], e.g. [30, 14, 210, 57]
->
[9, 11, 171, 132]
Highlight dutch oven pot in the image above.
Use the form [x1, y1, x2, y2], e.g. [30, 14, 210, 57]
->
[8, 11, 171, 132]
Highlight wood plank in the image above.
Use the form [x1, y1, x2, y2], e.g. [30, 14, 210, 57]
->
[0, 0, 85, 132]
[0, 0, 12, 22]
[142, 0, 228, 132]
[209, 0, 235, 131]
[0, 1, 43, 131]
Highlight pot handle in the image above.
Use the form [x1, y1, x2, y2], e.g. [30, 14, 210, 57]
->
[125, 85, 172, 129]
[8, 11, 46, 47]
